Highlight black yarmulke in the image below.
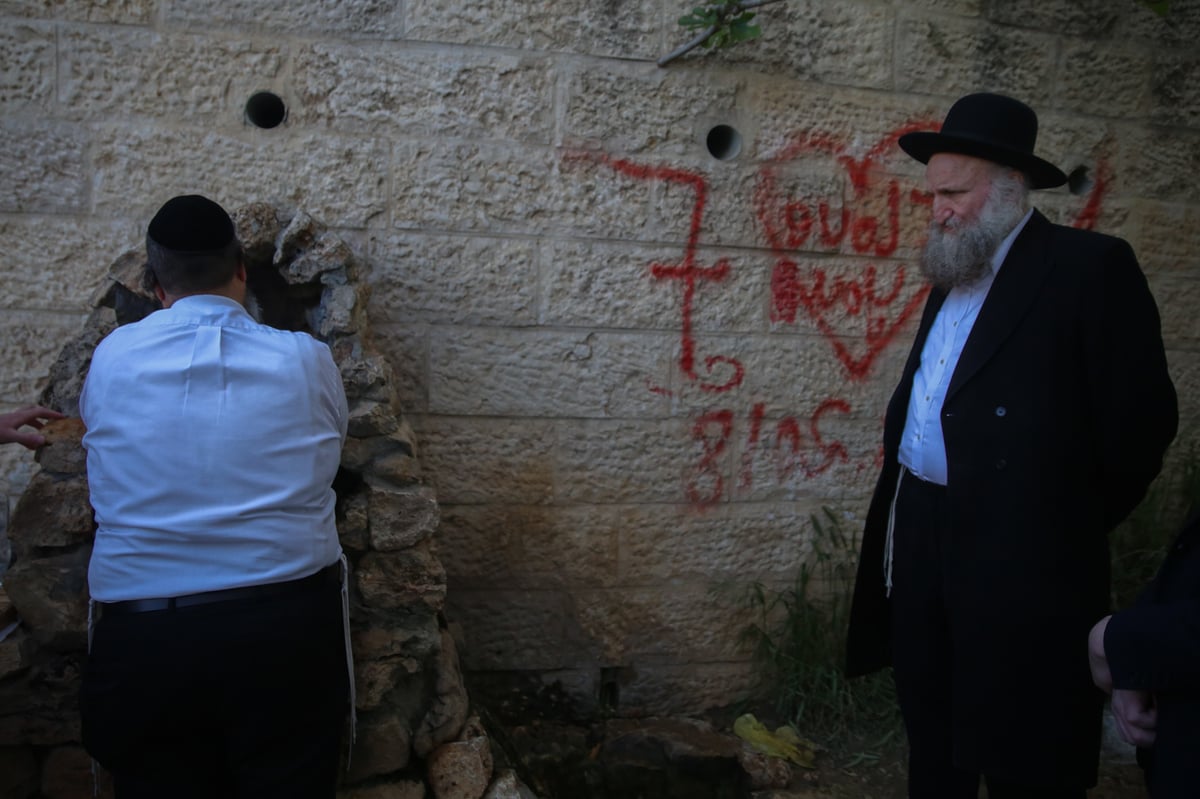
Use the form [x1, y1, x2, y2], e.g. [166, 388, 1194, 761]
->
[146, 195, 236, 252]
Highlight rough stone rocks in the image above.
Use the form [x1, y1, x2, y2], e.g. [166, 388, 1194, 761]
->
[482, 770, 539, 799]
[356, 545, 447, 612]
[737, 743, 795, 790]
[413, 628, 470, 758]
[427, 716, 494, 799]
[346, 711, 414, 783]
[33, 418, 88, 476]
[6, 473, 93, 553]
[368, 486, 439, 551]
[37, 308, 116, 416]
[2, 549, 91, 651]
[231, 202, 283, 267]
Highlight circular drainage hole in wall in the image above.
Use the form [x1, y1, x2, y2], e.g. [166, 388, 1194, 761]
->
[1066, 165, 1093, 196]
[245, 92, 287, 129]
[706, 124, 742, 161]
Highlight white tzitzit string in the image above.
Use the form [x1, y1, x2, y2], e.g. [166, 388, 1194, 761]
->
[883, 468, 905, 598]
[339, 553, 357, 767]
[87, 597, 99, 797]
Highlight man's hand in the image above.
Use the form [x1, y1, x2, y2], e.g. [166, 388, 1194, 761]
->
[1112, 688, 1157, 748]
[0, 406, 65, 450]
[1088, 615, 1113, 692]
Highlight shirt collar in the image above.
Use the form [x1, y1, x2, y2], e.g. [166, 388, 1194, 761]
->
[169, 294, 245, 312]
[156, 294, 253, 324]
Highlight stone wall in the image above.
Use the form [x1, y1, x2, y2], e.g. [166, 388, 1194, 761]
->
[1, 0, 1198, 726]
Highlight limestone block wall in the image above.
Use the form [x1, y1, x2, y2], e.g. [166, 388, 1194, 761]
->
[1, 0, 1198, 722]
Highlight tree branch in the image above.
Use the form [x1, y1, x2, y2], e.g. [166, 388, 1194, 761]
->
[658, 24, 719, 67]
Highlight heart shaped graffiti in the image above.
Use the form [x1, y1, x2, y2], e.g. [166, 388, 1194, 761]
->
[754, 123, 939, 381]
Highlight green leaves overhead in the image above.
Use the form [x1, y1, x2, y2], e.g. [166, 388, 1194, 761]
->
[678, 6, 720, 27]
[717, 13, 762, 48]
[660, 0, 783, 66]
[678, 2, 763, 49]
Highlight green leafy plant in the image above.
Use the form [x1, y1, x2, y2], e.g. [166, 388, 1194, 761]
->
[659, 0, 785, 66]
[1139, 0, 1169, 15]
[678, 1, 762, 50]
[717, 508, 900, 749]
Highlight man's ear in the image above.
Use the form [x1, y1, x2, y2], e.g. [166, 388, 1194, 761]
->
[235, 261, 248, 283]
[154, 283, 167, 304]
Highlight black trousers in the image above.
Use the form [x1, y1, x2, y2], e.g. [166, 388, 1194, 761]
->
[888, 471, 1086, 799]
[80, 575, 349, 799]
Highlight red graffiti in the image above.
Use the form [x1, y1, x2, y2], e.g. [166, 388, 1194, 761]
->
[755, 123, 939, 382]
[691, 399, 854, 508]
[738, 402, 767, 490]
[774, 398, 852, 482]
[565, 128, 1115, 509]
[737, 399, 852, 489]
[1071, 158, 1111, 231]
[688, 409, 734, 506]
[564, 152, 743, 393]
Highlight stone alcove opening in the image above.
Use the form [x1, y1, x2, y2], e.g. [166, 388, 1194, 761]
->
[0, 204, 484, 796]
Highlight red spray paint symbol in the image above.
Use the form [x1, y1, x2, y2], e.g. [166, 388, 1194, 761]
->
[565, 152, 743, 394]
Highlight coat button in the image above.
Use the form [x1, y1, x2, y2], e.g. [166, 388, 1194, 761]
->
[995, 406, 1007, 417]
[995, 459, 1007, 470]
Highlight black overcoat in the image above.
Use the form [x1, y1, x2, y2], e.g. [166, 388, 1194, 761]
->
[845, 210, 1178, 788]
[1106, 511, 1200, 798]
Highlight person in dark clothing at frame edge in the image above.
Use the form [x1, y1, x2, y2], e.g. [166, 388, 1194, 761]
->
[844, 92, 1178, 798]
[1089, 508, 1200, 798]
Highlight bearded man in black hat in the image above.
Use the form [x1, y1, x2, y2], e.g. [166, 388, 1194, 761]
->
[79, 195, 351, 798]
[845, 93, 1178, 797]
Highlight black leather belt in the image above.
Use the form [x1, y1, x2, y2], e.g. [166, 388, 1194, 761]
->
[98, 562, 341, 616]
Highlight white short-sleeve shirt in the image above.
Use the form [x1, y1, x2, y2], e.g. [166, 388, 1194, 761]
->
[80, 294, 349, 602]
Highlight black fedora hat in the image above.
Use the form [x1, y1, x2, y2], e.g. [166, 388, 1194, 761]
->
[899, 93, 1067, 189]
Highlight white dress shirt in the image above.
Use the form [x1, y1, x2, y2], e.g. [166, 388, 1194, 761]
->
[899, 210, 1032, 485]
[81, 295, 349, 602]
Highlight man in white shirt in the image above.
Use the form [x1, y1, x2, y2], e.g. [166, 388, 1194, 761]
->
[845, 94, 1177, 798]
[79, 194, 350, 798]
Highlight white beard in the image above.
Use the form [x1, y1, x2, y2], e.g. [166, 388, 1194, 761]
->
[920, 177, 1028, 291]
